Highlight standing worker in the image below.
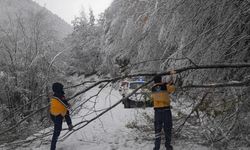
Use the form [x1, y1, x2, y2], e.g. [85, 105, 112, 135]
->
[50, 82, 73, 150]
[151, 71, 176, 150]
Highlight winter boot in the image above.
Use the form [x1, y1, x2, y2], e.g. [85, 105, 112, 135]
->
[166, 145, 173, 150]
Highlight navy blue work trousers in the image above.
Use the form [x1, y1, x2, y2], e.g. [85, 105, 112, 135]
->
[153, 108, 172, 150]
[50, 111, 72, 150]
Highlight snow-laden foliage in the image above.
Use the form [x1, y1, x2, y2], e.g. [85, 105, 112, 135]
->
[64, 10, 103, 77]
[96, 0, 250, 149]
[101, 0, 249, 74]
[0, 2, 71, 143]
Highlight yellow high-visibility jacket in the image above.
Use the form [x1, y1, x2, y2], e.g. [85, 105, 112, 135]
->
[151, 83, 175, 108]
[50, 97, 68, 117]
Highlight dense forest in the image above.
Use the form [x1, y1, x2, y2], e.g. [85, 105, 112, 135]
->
[0, 0, 249, 149]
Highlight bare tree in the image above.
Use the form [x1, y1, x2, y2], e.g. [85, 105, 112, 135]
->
[0, 9, 67, 143]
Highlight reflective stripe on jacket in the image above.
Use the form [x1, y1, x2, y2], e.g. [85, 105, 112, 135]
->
[151, 83, 175, 108]
[50, 97, 68, 117]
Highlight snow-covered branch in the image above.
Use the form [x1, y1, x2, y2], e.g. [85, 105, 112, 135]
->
[183, 79, 250, 88]
[60, 78, 154, 140]
[0, 105, 49, 136]
[66, 63, 250, 92]
[1, 63, 250, 141]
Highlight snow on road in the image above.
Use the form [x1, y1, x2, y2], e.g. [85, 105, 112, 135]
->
[28, 86, 155, 150]
[13, 85, 210, 150]
[57, 86, 154, 150]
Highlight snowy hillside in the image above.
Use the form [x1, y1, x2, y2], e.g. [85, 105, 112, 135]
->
[0, 0, 72, 39]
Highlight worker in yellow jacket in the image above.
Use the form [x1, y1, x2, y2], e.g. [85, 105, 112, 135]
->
[151, 71, 176, 150]
[50, 82, 73, 150]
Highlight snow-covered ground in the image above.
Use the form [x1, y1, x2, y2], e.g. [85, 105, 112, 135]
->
[33, 86, 158, 150]
[2, 85, 211, 150]
[30, 86, 210, 150]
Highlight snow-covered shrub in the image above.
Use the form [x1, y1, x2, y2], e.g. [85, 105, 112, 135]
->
[125, 111, 154, 141]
